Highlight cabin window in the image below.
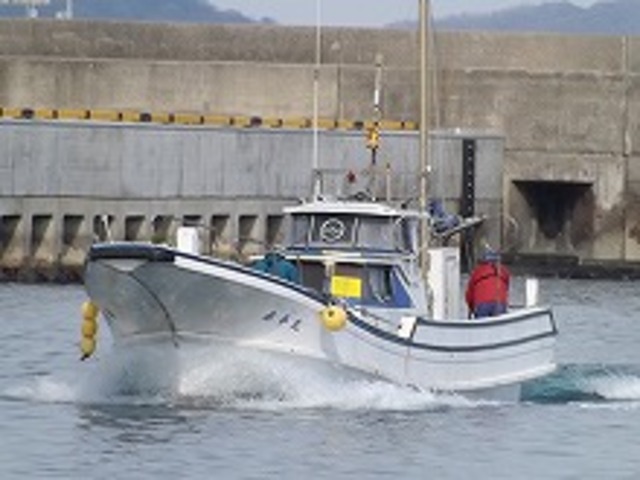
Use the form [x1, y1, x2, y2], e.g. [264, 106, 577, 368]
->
[290, 213, 418, 254]
[396, 218, 418, 253]
[290, 215, 310, 246]
[331, 263, 412, 308]
[357, 217, 395, 250]
[298, 260, 325, 292]
[366, 266, 394, 303]
[296, 259, 413, 308]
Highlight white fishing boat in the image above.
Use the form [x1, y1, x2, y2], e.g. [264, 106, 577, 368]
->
[79, 0, 557, 400]
[82, 195, 556, 400]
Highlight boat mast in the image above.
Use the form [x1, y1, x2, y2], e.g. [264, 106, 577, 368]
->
[419, 0, 431, 277]
[366, 55, 383, 198]
[312, 0, 322, 199]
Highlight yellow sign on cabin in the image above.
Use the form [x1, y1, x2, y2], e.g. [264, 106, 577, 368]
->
[330, 275, 362, 299]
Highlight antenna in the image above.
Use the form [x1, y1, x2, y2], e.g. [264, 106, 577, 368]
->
[373, 54, 383, 124]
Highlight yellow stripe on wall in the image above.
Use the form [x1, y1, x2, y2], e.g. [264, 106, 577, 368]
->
[0, 106, 418, 131]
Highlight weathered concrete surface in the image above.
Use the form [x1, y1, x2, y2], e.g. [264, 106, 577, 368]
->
[0, 121, 424, 280]
[0, 119, 509, 279]
[0, 121, 419, 198]
[0, 20, 417, 64]
[2, 19, 640, 275]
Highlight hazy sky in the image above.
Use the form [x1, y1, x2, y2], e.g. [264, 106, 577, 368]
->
[210, 1, 598, 26]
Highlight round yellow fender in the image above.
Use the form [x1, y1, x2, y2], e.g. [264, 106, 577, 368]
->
[81, 300, 99, 321]
[81, 317, 98, 338]
[80, 300, 99, 360]
[319, 305, 347, 332]
[80, 337, 96, 359]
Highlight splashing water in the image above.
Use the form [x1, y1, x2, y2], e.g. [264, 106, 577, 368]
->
[522, 364, 640, 405]
[174, 346, 477, 411]
[3, 376, 77, 404]
[577, 369, 640, 402]
[25, 341, 479, 412]
[7, 339, 640, 412]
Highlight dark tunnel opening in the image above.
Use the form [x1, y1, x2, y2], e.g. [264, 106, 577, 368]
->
[515, 180, 593, 240]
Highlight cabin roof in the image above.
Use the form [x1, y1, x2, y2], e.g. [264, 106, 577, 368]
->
[284, 200, 419, 218]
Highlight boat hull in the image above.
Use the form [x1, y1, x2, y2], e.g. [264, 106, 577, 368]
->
[85, 243, 557, 399]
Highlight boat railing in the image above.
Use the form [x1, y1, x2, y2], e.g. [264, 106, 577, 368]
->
[313, 167, 422, 205]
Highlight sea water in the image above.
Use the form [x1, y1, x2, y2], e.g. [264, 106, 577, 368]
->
[1, 279, 639, 479]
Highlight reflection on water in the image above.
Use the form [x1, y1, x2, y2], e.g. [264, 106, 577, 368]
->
[76, 403, 201, 446]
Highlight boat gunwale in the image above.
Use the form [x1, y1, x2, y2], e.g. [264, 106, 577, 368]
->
[88, 242, 328, 305]
[347, 311, 558, 353]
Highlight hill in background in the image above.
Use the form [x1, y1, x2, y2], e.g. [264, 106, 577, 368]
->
[1, 0, 640, 35]
[435, 0, 640, 35]
[0, 0, 272, 23]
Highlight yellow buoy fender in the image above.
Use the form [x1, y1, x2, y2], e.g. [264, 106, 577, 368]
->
[80, 337, 96, 359]
[81, 300, 99, 321]
[80, 300, 100, 360]
[319, 305, 347, 332]
[81, 318, 98, 338]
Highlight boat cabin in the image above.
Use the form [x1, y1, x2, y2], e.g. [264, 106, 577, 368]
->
[282, 200, 419, 309]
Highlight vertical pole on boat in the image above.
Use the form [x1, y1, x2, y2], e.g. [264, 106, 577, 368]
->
[372, 53, 383, 157]
[418, 0, 431, 279]
[312, 0, 322, 199]
[366, 55, 383, 198]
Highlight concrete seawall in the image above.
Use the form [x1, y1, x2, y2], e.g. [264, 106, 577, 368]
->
[2, 20, 640, 278]
[0, 120, 425, 280]
[0, 117, 509, 281]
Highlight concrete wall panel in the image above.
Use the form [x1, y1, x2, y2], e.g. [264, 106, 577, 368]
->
[436, 32, 623, 73]
[625, 74, 640, 155]
[0, 20, 417, 67]
[440, 70, 625, 153]
[626, 37, 640, 74]
[0, 58, 344, 117]
[0, 121, 423, 200]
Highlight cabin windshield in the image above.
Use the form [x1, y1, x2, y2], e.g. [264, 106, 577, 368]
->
[290, 215, 311, 245]
[289, 214, 417, 253]
[296, 259, 412, 308]
[358, 217, 395, 250]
